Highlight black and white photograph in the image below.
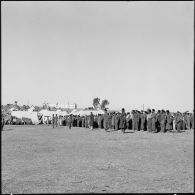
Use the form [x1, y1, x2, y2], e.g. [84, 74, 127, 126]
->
[1, 1, 194, 193]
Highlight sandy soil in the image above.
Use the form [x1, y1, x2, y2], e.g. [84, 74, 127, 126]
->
[2, 125, 194, 193]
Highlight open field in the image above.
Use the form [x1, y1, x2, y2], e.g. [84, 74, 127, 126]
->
[2, 125, 194, 193]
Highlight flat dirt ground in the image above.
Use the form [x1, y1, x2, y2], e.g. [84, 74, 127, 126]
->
[2, 125, 194, 193]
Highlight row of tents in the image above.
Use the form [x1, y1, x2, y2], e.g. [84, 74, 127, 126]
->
[5, 109, 105, 125]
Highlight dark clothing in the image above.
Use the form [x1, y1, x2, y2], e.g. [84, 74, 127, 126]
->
[111, 115, 115, 129]
[175, 114, 182, 131]
[1, 117, 5, 130]
[115, 115, 120, 130]
[126, 115, 131, 130]
[89, 114, 94, 127]
[156, 113, 161, 132]
[191, 113, 194, 129]
[151, 113, 156, 132]
[103, 113, 109, 130]
[160, 113, 166, 132]
[52, 116, 55, 128]
[147, 114, 152, 132]
[108, 115, 112, 129]
[68, 116, 72, 129]
[119, 113, 126, 133]
[140, 113, 146, 131]
[166, 114, 172, 131]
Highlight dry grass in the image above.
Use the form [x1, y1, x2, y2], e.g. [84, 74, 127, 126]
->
[2, 125, 194, 193]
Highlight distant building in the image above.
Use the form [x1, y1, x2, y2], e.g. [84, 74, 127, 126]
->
[46, 103, 77, 109]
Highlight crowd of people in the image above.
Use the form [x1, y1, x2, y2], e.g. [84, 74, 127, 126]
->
[49, 108, 194, 133]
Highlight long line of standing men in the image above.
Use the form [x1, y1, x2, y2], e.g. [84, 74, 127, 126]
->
[50, 108, 194, 133]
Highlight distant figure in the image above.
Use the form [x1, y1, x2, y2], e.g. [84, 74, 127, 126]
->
[52, 114, 55, 128]
[147, 109, 152, 132]
[1, 115, 5, 131]
[166, 110, 172, 132]
[103, 109, 109, 131]
[175, 112, 182, 132]
[151, 109, 156, 133]
[55, 114, 58, 127]
[191, 110, 194, 129]
[111, 113, 116, 130]
[160, 110, 166, 133]
[119, 108, 126, 133]
[115, 113, 120, 130]
[68, 115, 73, 129]
[89, 112, 94, 130]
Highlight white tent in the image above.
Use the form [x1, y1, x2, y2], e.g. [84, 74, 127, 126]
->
[11, 111, 40, 124]
[38, 109, 68, 124]
[69, 109, 105, 116]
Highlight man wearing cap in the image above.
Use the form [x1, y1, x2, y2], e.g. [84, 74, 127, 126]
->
[108, 113, 112, 130]
[191, 110, 194, 129]
[1, 114, 5, 131]
[126, 112, 131, 130]
[119, 108, 126, 133]
[140, 110, 144, 131]
[147, 109, 152, 132]
[156, 110, 161, 132]
[160, 110, 166, 133]
[166, 110, 172, 132]
[186, 112, 191, 130]
[131, 110, 135, 130]
[89, 112, 94, 130]
[111, 112, 115, 130]
[52, 114, 55, 128]
[175, 112, 182, 132]
[103, 109, 109, 131]
[68, 114, 73, 129]
[151, 109, 157, 133]
[55, 114, 58, 127]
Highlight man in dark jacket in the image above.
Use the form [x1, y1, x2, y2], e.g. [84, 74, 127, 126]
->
[115, 113, 120, 130]
[147, 109, 152, 132]
[160, 110, 166, 133]
[68, 114, 73, 129]
[1, 115, 5, 131]
[52, 114, 55, 128]
[156, 110, 161, 132]
[151, 109, 157, 133]
[103, 109, 109, 131]
[89, 112, 94, 130]
[166, 110, 172, 132]
[119, 108, 126, 133]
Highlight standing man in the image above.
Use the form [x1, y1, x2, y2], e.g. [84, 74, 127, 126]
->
[98, 114, 101, 129]
[108, 113, 112, 130]
[160, 110, 166, 133]
[89, 112, 94, 130]
[111, 112, 116, 130]
[140, 110, 146, 131]
[147, 109, 152, 132]
[191, 110, 194, 129]
[115, 113, 120, 130]
[151, 109, 157, 133]
[103, 109, 109, 131]
[156, 110, 161, 132]
[119, 108, 126, 133]
[55, 114, 58, 128]
[166, 110, 172, 132]
[52, 114, 55, 128]
[175, 112, 182, 132]
[126, 112, 131, 130]
[1, 114, 5, 131]
[186, 112, 191, 130]
[68, 114, 73, 129]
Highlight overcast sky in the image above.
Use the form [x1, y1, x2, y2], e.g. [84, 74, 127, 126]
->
[1, 1, 194, 112]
